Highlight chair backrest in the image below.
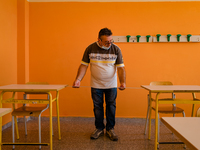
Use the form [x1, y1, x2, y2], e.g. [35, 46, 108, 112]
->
[150, 81, 175, 100]
[150, 81, 173, 86]
[24, 82, 49, 97]
[196, 107, 200, 117]
[26, 82, 49, 85]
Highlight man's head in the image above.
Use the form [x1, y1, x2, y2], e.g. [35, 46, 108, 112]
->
[98, 28, 113, 50]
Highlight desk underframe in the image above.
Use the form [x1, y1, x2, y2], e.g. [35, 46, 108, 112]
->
[0, 89, 62, 150]
[141, 86, 200, 150]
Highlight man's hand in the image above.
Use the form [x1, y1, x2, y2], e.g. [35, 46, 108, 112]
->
[117, 67, 126, 90]
[72, 79, 81, 88]
[72, 64, 88, 88]
[118, 83, 126, 90]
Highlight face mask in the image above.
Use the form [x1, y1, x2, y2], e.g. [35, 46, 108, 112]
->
[101, 45, 111, 50]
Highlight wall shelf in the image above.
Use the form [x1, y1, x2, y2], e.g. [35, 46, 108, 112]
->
[112, 35, 200, 43]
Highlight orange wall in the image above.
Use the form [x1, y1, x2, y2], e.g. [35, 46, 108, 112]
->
[29, 2, 200, 118]
[0, 0, 17, 125]
[17, 0, 29, 85]
[17, 0, 29, 102]
[0, 0, 29, 126]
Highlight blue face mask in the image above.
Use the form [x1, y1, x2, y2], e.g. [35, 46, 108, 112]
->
[101, 45, 111, 50]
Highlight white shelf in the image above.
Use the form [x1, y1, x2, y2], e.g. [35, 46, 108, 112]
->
[153, 35, 200, 42]
[113, 36, 153, 43]
[112, 35, 200, 43]
[112, 36, 127, 42]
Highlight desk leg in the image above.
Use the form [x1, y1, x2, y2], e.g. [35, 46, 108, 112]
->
[0, 114, 1, 150]
[48, 92, 53, 150]
[148, 92, 152, 140]
[0, 92, 4, 150]
[155, 93, 160, 150]
[56, 91, 61, 140]
[11, 92, 19, 140]
[192, 93, 196, 117]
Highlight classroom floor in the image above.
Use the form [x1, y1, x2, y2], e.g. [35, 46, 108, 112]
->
[2, 117, 189, 150]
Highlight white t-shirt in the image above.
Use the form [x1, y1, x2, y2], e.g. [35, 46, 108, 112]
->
[81, 42, 124, 89]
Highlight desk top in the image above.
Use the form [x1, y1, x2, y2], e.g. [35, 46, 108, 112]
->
[0, 84, 68, 92]
[161, 117, 200, 150]
[0, 108, 12, 117]
[141, 85, 200, 93]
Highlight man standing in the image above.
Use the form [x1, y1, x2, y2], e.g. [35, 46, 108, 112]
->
[73, 28, 126, 141]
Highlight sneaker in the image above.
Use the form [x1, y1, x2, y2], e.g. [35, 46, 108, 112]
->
[90, 129, 104, 139]
[106, 129, 118, 141]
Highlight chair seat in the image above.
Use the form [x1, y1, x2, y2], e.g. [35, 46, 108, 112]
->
[152, 106, 184, 113]
[12, 106, 48, 117]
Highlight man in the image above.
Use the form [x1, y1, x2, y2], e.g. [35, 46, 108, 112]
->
[73, 28, 126, 141]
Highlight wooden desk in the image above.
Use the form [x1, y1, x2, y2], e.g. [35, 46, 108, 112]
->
[0, 108, 12, 117]
[161, 117, 200, 150]
[0, 108, 12, 150]
[141, 85, 200, 150]
[0, 84, 67, 150]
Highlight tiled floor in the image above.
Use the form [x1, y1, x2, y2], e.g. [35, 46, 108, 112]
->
[2, 117, 188, 150]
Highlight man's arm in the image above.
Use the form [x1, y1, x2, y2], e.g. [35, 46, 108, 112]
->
[117, 67, 126, 90]
[73, 64, 88, 88]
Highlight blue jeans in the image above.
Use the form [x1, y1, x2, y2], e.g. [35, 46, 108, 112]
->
[91, 88, 117, 131]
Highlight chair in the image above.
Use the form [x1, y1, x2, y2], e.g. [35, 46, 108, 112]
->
[144, 81, 185, 148]
[196, 107, 200, 117]
[12, 82, 52, 150]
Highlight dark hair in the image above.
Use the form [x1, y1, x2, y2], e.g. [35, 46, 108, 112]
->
[98, 28, 112, 39]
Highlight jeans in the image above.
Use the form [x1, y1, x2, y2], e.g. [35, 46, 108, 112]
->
[91, 88, 117, 131]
